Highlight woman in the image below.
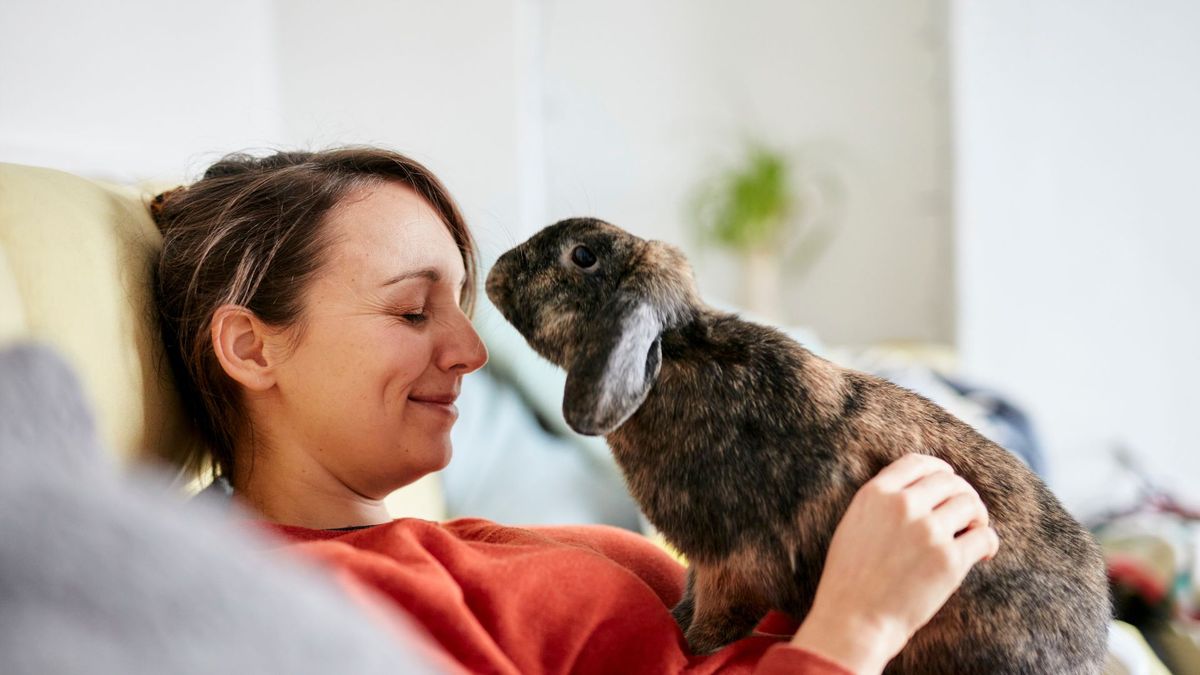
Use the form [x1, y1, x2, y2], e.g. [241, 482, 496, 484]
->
[152, 148, 998, 675]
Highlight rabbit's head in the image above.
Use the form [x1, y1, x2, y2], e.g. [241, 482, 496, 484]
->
[486, 218, 698, 435]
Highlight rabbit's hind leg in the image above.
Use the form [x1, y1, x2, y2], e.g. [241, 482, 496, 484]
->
[671, 567, 697, 633]
[683, 560, 769, 655]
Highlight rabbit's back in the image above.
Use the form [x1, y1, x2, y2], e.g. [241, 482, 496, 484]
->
[610, 312, 1109, 672]
[778, 359, 1111, 673]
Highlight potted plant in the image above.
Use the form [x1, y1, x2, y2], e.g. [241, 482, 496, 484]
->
[689, 142, 839, 321]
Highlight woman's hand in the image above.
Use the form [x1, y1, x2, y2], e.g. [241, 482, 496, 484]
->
[789, 453, 1000, 674]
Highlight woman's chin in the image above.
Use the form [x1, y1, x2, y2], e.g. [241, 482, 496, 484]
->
[420, 437, 453, 472]
[431, 444, 452, 472]
[375, 437, 452, 485]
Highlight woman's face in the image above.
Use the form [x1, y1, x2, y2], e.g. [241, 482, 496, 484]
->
[262, 181, 488, 499]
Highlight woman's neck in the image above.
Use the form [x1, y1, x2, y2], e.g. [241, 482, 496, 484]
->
[231, 440, 392, 530]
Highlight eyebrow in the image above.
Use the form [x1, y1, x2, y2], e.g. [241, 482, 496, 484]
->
[379, 267, 465, 289]
[380, 268, 441, 287]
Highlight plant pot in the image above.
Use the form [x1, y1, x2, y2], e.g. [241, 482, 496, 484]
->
[740, 247, 784, 322]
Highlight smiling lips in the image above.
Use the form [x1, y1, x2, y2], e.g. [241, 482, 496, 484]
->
[409, 392, 459, 418]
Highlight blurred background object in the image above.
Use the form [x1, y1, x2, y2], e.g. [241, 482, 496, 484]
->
[688, 140, 842, 321]
[2, 0, 1197, 568]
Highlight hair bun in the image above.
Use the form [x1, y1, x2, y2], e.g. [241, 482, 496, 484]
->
[149, 187, 185, 228]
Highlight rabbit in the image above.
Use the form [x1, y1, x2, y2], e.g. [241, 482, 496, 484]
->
[484, 217, 1111, 674]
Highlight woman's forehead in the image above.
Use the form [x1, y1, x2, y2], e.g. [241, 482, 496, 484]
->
[324, 182, 464, 285]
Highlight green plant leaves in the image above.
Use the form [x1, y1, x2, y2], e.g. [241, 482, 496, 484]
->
[691, 144, 794, 252]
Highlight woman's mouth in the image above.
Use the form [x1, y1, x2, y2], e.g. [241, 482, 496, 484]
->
[408, 394, 459, 419]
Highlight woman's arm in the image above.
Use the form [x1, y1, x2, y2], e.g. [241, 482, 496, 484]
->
[789, 454, 1000, 674]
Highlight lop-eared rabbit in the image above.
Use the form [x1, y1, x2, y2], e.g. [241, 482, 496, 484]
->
[485, 218, 1109, 674]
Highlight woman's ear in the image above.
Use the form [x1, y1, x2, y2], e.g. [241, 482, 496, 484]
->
[562, 296, 664, 436]
[210, 304, 277, 392]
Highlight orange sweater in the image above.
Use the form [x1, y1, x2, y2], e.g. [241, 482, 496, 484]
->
[270, 518, 851, 675]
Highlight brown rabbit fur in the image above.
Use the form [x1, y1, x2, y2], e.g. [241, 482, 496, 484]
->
[485, 218, 1110, 674]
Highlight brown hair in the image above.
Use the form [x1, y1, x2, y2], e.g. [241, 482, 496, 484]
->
[151, 147, 477, 480]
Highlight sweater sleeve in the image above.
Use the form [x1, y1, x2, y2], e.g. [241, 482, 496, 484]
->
[270, 519, 853, 675]
[755, 645, 853, 675]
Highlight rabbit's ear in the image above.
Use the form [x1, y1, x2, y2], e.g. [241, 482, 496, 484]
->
[563, 297, 664, 436]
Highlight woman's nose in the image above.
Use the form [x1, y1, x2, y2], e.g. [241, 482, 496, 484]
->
[438, 309, 488, 375]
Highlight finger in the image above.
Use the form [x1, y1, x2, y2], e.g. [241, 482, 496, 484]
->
[953, 525, 1001, 566]
[905, 471, 976, 514]
[931, 492, 990, 536]
[870, 453, 955, 492]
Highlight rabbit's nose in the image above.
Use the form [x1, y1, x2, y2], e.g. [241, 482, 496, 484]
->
[485, 267, 504, 299]
[485, 255, 514, 304]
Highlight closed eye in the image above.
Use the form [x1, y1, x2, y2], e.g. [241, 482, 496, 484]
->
[390, 309, 428, 325]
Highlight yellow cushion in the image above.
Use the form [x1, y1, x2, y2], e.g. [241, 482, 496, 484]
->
[0, 163, 444, 519]
[0, 163, 192, 465]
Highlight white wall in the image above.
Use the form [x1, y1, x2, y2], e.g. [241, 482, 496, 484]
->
[952, 0, 1200, 513]
[272, 0, 544, 263]
[543, 0, 955, 345]
[2, 0, 953, 346]
[0, 0, 282, 182]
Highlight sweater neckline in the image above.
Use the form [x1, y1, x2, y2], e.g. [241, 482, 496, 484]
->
[263, 520, 393, 542]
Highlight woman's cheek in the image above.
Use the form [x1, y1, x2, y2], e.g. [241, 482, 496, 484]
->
[399, 333, 438, 372]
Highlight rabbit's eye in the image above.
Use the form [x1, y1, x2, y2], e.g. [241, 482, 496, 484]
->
[570, 245, 597, 269]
